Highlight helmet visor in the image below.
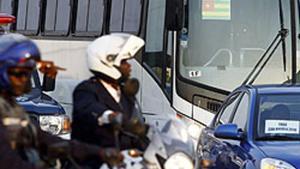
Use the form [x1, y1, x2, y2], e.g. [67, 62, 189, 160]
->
[7, 67, 33, 78]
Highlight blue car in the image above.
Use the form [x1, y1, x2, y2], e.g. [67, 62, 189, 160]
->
[17, 69, 70, 138]
[197, 84, 300, 169]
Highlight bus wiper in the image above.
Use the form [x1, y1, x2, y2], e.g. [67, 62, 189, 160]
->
[256, 135, 300, 141]
[242, 0, 288, 85]
[279, 0, 287, 72]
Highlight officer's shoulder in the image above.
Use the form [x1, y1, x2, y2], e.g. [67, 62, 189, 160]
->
[75, 77, 100, 90]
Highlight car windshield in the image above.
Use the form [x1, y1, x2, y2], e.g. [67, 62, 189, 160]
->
[256, 94, 300, 140]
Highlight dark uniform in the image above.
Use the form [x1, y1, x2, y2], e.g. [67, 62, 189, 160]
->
[71, 33, 147, 169]
[0, 97, 100, 169]
[72, 77, 140, 149]
[72, 77, 146, 168]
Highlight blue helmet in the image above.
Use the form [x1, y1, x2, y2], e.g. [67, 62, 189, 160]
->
[0, 33, 41, 90]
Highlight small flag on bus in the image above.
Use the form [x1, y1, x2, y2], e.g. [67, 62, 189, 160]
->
[202, 0, 231, 20]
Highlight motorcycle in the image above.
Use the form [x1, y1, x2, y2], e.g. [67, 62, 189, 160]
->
[100, 116, 196, 169]
[64, 79, 195, 169]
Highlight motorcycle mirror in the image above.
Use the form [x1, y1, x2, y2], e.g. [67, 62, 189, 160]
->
[122, 78, 139, 96]
[166, 0, 184, 31]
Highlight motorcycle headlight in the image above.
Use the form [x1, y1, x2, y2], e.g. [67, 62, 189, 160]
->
[261, 158, 295, 169]
[39, 115, 71, 135]
[164, 152, 194, 169]
[187, 123, 203, 140]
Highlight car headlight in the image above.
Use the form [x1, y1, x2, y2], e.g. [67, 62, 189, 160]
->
[39, 115, 71, 135]
[261, 158, 295, 169]
[164, 152, 194, 169]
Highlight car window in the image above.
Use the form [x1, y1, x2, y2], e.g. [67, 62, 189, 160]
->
[218, 93, 241, 125]
[257, 94, 300, 139]
[232, 93, 249, 129]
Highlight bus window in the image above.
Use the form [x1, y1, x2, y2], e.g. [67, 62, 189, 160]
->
[43, 0, 71, 36]
[144, 0, 165, 81]
[74, 0, 104, 37]
[16, 0, 40, 35]
[145, 0, 165, 53]
[110, 0, 142, 35]
[144, 0, 171, 98]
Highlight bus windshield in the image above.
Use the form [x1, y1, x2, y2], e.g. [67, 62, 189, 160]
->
[180, 0, 299, 91]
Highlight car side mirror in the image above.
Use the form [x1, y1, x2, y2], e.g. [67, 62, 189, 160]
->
[166, 0, 184, 31]
[214, 124, 243, 140]
[42, 75, 56, 92]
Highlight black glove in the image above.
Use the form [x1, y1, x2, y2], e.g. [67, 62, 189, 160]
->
[123, 117, 149, 138]
[48, 140, 100, 161]
[47, 141, 71, 159]
[99, 148, 124, 167]
[109, 112, 123, 130]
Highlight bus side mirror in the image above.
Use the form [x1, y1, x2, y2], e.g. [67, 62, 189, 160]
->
[42, 75, 56, 92]
[165, 0, 184, 31]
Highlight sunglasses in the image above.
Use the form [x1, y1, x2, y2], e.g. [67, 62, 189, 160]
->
[7, 69, 32, 78]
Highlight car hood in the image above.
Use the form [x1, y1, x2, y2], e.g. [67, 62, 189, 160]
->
[256, 141, 300, 167]
[16, 88, 65, 115]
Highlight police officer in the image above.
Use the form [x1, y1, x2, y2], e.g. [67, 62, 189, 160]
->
[0, 33, 122, 169]
[72, 33, 147, 155]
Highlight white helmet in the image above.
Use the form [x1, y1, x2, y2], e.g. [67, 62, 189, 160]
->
[87, 33, 145, 80]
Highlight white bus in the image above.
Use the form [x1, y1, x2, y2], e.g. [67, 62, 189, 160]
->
[1, 0, 299, 134]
